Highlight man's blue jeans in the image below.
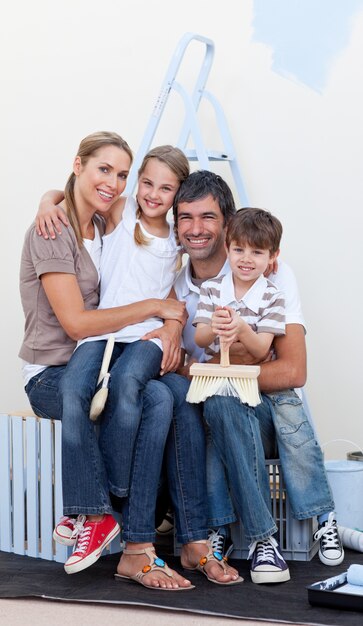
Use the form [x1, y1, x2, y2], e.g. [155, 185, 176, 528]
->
[260, 390, 334, 519]
[122, 373, 209, 544]
[162, 373, 209, 544]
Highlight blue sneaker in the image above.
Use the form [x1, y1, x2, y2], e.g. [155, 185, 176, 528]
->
[248, 536, 290, 584]
[208, 528, 234, 558]
[314, 512, 344, 566]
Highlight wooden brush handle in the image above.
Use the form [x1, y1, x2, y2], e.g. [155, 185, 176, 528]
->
[220, 340, 230, 367]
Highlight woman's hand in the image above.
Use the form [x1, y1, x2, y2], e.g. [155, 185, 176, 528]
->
[157, 298, 187, 326]
[141, 320, 183, 375]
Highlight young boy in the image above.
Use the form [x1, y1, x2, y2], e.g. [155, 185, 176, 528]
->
[193, 207, 343, 583]
[194, 207, 285, 366]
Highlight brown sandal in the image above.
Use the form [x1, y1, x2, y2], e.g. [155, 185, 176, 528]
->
[183, 540, 243, 585]
[114, 547, 195, 591]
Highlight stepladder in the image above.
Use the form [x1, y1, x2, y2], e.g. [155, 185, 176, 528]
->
[125, 32, 248, 205]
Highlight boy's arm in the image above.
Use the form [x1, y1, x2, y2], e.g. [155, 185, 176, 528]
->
[214, 307, 274, 361]
[36, 189, 68, 239]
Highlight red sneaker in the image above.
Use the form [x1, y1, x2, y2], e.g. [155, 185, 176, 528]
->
[64, 515, 120, 574]
[53, 516, 78, 546]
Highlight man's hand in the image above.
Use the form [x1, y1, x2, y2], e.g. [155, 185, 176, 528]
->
[141, 320, 183, 375]
[176, 357, 198, 380]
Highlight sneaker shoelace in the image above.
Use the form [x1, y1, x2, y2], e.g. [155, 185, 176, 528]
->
[208, 528, 234, 558]
[208, 528, 225, 554]
[314, 513, 341, 548]
[70, 515, 92, 554]
[248, 536, 282, 563]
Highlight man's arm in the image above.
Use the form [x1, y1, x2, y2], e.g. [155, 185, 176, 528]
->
[226, 324, 306, 392]
[257, 324, 307, 393]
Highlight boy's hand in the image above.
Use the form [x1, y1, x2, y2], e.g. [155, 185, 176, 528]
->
[211, 306, 241, 344]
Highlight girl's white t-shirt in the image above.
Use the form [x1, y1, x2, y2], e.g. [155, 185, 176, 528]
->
[80, 196, 179, 348]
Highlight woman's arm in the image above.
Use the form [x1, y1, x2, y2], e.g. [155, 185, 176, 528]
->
[41, 273, 186, 340]
[139, 288, 187, 374]
[36, 190, 68, 239]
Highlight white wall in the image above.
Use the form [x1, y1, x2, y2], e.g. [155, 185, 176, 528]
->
[2, 0, 363, 457]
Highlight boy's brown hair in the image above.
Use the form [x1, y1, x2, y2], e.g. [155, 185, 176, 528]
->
[225, 207, 283, 254]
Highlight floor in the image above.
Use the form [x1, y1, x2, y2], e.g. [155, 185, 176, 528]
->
[0, 598, 305, 626]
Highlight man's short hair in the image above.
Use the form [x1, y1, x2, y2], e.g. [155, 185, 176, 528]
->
[226, 207, 283, 254]
[173, 170, 236, 226]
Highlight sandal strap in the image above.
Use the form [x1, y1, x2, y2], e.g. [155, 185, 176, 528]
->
[123, 547, 155, 556]
[198, 545, 229, 572]
[123, 546, 175, 580]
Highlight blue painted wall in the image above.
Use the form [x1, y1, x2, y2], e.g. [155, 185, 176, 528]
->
[253, 0, 363, 91]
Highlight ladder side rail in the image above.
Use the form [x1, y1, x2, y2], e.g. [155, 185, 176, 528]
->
[176, 38, 215, 150]
[172, 82, 211, 170]
[125, 33, 215, 195]
[201, 90, 249, 206]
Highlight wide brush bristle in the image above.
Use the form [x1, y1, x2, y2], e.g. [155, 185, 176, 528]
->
[186, 374, 260, 406]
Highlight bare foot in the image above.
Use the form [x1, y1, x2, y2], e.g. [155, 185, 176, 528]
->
[116, 543, 192, 590]
[180, 541, 241, 584]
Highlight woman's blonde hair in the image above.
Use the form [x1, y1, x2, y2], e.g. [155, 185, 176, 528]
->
[134, 145, 189, 248]
[64, 131, 133, 246]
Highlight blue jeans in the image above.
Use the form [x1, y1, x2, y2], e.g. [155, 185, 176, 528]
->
[121, 382, 174, 542]
[260, 390, 334, 519]
[122, 373, 209, 544]
[60, 339, 163, 513]
[26, 340, 165, 515]
[162, 373, 209, 544]
[204, 395, 277, 543]
[99, 340, 163, 496]
[25, 365, 66, 420]
[205, 429, 236, 527]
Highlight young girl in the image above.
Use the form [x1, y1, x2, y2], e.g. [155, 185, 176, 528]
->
[35, 146, 242, 588]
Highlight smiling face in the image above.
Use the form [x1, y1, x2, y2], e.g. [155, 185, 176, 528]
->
[177, 194, 227, 262]
[73, 144, 131, 216]
[227, 240, 276, 291]
[136, 158, 180, 221]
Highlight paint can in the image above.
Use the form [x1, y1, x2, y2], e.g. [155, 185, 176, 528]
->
[324, 440, 363, 530]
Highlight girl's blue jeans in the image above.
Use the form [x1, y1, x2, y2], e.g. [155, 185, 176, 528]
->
[25, 345, 210, 542]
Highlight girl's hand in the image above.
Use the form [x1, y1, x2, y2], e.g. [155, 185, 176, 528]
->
[264, 257, 279, 277]
[36, 204, 69, 239]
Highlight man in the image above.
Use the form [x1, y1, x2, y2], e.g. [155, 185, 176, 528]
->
[170, 170, 343, 583]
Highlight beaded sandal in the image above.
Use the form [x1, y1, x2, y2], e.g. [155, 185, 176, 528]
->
[114, 546, 195, 591]
[183, 540, 243, 585]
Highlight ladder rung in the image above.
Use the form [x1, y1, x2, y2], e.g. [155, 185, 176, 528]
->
[184, 149, 233, 162]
